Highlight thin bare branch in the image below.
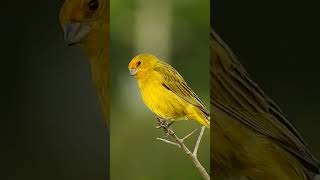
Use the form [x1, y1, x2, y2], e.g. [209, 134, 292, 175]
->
[155, 118, 210, 180]
[181, 128, 198, 142]
[193, 126, 205, 156]
[156, 137, 181, 147]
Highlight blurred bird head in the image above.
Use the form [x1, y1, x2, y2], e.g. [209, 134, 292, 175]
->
[128, 53, 158, 78]
[59, 0, 108, 47]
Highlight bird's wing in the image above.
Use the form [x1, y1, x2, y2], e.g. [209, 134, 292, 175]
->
[211, 29, 320, 174]
[154, 62, 209, 117]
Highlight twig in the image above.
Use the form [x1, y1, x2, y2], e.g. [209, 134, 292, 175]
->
[156, 137, 180, 147]
[182, 128, 198, 142]
[155, 118, 210, 180]
[193, 126, 205, 156]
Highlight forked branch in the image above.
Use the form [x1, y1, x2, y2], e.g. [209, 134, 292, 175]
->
[155, 118, 210, 180]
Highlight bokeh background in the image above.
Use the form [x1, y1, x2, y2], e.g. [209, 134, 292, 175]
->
[1, 1, 108, 180]
[212, 0, 320, 159]
[110, 0, 210, 179]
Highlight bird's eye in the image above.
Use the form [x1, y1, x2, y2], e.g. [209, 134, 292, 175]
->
[137, 61, 141, 66]
[88, 0, 99, 11]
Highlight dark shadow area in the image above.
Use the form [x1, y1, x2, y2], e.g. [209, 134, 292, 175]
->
[1, 1, 109, 180]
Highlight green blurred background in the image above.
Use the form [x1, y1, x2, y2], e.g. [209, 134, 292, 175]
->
[110, 0, 210, 179]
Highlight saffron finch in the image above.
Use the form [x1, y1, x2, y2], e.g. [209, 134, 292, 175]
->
[128, 54, 210, 128]
[59, 0, 109, 126]
[211, 29, 320, 179]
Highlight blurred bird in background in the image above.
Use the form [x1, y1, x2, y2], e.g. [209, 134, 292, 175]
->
[211, 29, 320, 179]
[59, 0, 109, 127]
[128, 53, 210, 128]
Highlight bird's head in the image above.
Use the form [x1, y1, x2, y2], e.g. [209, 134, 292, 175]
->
[59, 0, 108, 47]
[128, 54, 158, 78]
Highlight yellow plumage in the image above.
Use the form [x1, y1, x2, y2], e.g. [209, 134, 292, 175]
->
[128, 54, 210, 128]
[211, 29, 320, 179]
[59, 0, 109, 127]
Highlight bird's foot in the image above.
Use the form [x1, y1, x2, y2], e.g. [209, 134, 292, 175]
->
[163, 128, 174, 137]
[155, 119, 168, 129]
[155, 118, 174, 137]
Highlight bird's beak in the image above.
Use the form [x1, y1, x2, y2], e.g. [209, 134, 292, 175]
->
[129, 68, 138, 76]
[62, 21, 91, 46]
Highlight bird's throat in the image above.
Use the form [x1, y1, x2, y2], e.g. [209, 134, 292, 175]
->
[81, 36, 109, 126]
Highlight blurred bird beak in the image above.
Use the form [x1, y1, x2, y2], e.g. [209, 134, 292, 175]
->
[62, 21, 91, 46]
[130, 68, 138, 76]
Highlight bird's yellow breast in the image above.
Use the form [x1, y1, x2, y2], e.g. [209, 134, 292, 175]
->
[137, 71, 188, 120]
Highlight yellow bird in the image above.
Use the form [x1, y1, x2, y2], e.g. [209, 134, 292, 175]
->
[128, 54, 210, 128]
[211, 29, 320, 179]
[59, 0, 109, 127]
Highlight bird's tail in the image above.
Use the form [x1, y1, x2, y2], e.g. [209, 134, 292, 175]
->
[202, 117, 210, 128]
[188, 109, 210, 128]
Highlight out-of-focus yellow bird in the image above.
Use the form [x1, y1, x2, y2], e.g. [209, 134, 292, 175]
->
[128, 54, 210, 128]
[59, 0, 109, 127]
[211, 29, 320, 179]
